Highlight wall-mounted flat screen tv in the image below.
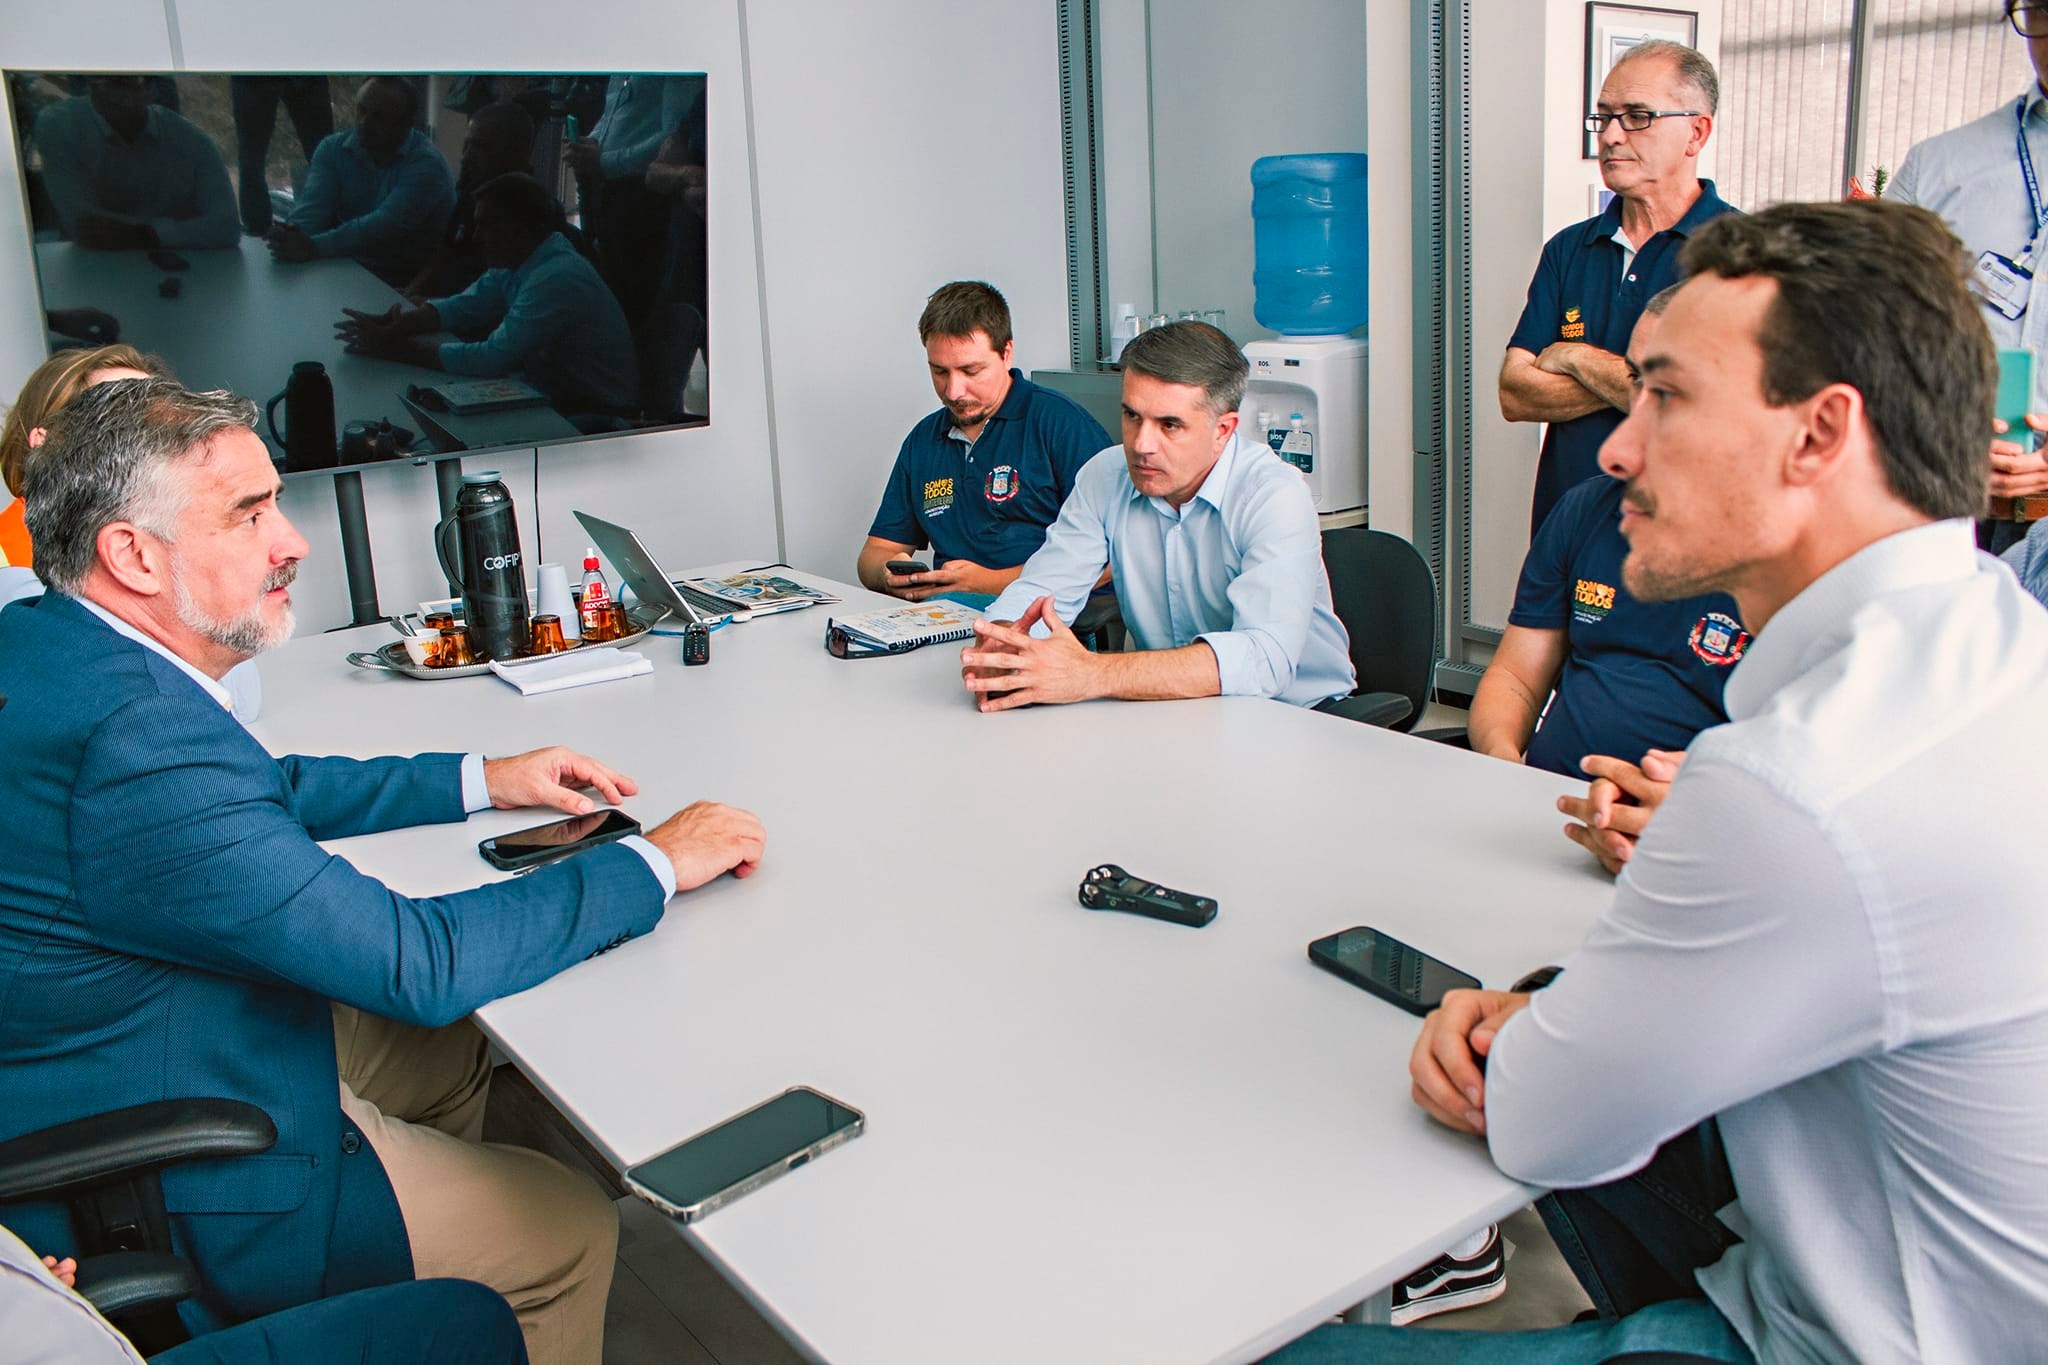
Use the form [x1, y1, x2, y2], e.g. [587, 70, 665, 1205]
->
[6, 71, 707, 474]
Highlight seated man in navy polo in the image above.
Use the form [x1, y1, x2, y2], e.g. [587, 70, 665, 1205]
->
[857, 280, 1111, 607]
[1499, 40, 1737, 534]
[1473, 286, 1748, 781]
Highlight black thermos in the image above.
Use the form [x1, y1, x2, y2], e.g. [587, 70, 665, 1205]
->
[434, 472, 530, 662]
[264, 362, 337, 470]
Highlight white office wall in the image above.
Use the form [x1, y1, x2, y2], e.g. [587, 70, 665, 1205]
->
[1467, 0, 1549, 631]
[745, 0, 1072, 579]
[1142, 0, 1371, 346]
[1095, 0, 1404, 531]
[1365, 1, 1412, 540]
[1097, 0, 1154, 342]
[2, 0, 1078, 629]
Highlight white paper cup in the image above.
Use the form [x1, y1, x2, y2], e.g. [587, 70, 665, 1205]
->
[535, 562, 579, 639]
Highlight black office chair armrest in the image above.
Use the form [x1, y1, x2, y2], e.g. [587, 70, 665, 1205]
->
[0, 1099, 277, 1203]
[1411, 726, 1471, 750]
[72, 1250, 200, 1318]
[1318, 690, 1413, 729]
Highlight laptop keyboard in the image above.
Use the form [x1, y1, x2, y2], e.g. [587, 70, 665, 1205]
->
[675, 582, 740, 618]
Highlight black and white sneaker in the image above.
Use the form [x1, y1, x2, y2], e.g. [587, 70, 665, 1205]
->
[1389, 1223, 1506, 1325]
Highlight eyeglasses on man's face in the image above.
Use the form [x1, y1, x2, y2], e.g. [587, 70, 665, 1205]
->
[2011, 1, 2048, 39]
[1584, 109, 1702, 134]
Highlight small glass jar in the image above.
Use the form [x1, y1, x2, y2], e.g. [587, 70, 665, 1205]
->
[530, 614, 569, 654]
[438, 624, 475, 666]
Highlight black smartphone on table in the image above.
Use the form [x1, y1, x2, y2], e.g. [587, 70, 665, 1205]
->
[622, 1086, 865, 1222]
[1307, 926, 1481, 1016]
[478, 808, 641, 871]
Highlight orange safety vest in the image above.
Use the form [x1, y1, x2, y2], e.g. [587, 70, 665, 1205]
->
[0, 497, 29, 570]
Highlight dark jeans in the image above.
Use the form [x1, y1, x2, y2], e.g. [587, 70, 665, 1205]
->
[1538, 1119, 1741, 1319]
[230, 76, 334, 236]
[154, 1278, 525, 1364]
[1979, 516, 2026, 556]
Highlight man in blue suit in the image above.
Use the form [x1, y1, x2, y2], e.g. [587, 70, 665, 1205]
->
[0, 378, 766, 1365]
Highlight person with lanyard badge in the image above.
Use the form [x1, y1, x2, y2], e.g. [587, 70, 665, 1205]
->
[1889, 0, 2048, 553]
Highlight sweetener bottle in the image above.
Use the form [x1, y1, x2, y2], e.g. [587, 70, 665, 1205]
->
[579, 549, 613, 638]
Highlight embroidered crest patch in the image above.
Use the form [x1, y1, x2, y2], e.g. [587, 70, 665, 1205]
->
[1689, 612, 1750, 665]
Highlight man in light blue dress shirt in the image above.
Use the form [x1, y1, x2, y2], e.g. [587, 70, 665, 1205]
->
[271, 77, 455, 288]
[964, 321, 1356, 711]
[2004, 515, 2048, 602]
[1889, 2, 2048, 551]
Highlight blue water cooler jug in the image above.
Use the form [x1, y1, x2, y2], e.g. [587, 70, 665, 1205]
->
[1250, 153, 1369, 336]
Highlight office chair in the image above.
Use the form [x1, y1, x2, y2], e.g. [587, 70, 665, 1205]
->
[1319, 526, 1439, 731]
[0, 1098, 277, 1352]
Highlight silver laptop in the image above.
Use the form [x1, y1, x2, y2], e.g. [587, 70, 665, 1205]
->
[572, 511, 728, 626]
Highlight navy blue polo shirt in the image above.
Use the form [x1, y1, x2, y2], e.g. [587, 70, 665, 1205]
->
[868, 370, 1112, 569]
[1513, 474, 1749, 779]
[1508, 180, 1738, 533]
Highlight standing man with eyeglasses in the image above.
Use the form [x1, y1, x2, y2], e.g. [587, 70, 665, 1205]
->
[1888, 0, 2048, 555]
[1501, 41, 1738, 534]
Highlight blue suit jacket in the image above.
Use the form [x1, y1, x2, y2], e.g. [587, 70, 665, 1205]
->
[0, 592, 665, 1326]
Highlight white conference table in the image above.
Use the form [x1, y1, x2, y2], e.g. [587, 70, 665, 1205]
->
[246, 565, 1612, 1365]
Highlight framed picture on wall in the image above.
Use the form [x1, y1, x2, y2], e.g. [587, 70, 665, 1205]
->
[1583, 3, 1700, 158]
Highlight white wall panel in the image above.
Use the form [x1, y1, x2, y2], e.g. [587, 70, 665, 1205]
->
[745, 0, 1071, 579]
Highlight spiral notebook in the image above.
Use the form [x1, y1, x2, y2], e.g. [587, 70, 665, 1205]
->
[824, 601, 982, 656]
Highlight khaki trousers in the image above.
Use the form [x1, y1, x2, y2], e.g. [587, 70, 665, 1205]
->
[333, 1004, 616, 1365]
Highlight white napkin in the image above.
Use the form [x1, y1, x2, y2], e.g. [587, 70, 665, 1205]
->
[489, 649, 654, 696]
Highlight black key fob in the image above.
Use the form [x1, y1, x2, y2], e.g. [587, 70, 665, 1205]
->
[682, 623, 710, 665]
[1078, 864, 1216, 928]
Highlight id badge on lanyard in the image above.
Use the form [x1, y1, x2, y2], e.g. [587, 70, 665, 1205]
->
[1977, 97, 2048, 321]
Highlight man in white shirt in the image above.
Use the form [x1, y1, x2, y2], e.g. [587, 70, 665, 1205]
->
[1274, 203, 2048, 1363]
[1889, 0, 2048, 552]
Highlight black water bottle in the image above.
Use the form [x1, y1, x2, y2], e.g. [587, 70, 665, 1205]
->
[264, 362, 337, 470]
[434, 472, 530, 662]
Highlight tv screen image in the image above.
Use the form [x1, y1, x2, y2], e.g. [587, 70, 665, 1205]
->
[7, 70, 709, 474]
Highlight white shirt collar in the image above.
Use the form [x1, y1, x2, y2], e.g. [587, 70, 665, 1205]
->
[1723, 520, 1979, 722]
[72, 593, 235, 711]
